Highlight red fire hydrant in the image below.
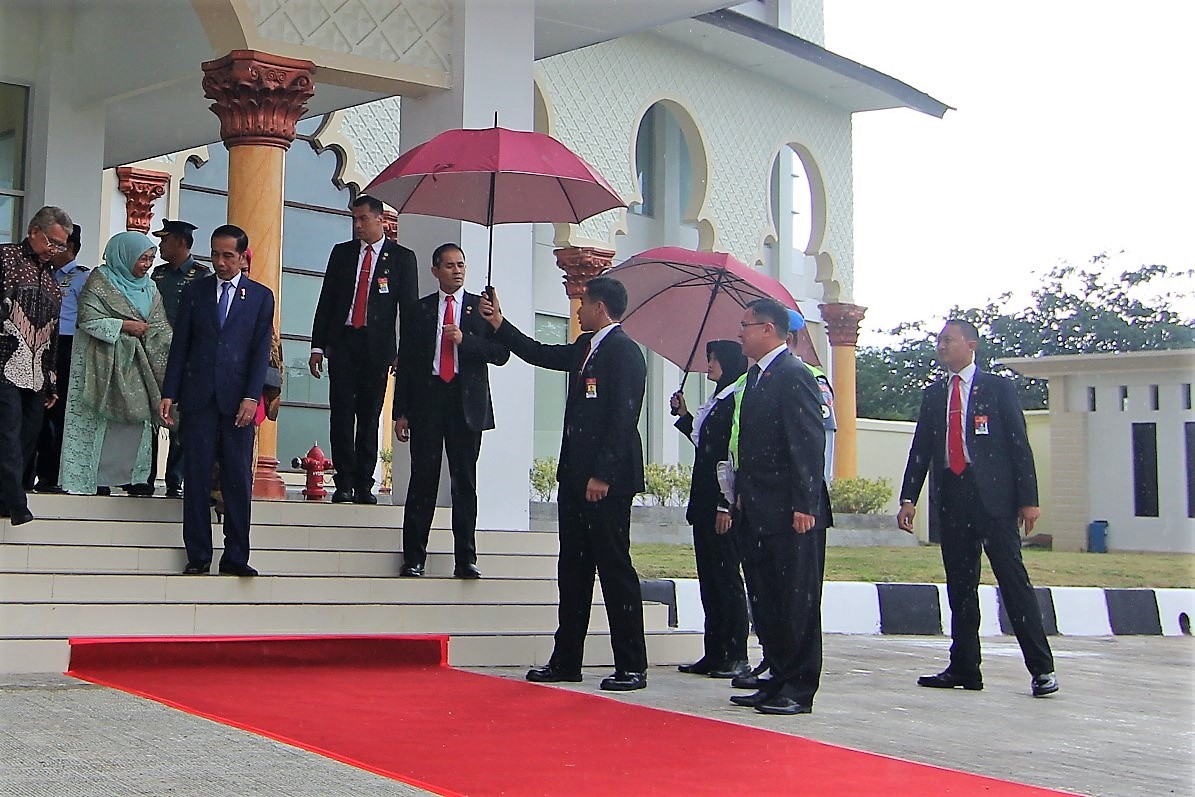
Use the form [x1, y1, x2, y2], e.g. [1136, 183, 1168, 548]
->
[291, 443, 333, 501]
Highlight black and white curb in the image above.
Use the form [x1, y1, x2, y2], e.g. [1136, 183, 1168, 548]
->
[654, 579, 1195, 637]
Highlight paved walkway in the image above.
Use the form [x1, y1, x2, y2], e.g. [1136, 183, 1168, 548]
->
[2, 635, 1190, 796]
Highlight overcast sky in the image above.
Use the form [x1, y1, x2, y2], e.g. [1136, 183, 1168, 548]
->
[822, 0, 1195, 339]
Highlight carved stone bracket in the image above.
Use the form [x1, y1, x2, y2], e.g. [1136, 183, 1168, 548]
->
[115, 167, 170, 233]
[382, 209, 399, 242]
[201, 50, 316, 149]
[819, 302, 868, 348]
[555, 246, 615, 299]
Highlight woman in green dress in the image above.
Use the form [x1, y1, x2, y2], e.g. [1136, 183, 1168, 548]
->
[60, 231, 172, 495]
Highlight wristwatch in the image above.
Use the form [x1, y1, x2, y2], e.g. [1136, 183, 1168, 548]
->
[899, 499, 914, 506]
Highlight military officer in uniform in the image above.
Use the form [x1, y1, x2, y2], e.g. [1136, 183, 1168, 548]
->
[147, 219, 208, 498]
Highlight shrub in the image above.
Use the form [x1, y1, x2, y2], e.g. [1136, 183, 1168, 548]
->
[529, 457, 558, 502]
[829, 476, 893, 514]
[643, 462, 693, 506]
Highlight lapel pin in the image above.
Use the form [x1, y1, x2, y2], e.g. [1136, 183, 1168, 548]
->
[240, 287, 246, 300]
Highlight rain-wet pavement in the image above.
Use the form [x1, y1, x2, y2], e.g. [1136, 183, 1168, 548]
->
[1, 634, 1189, 796]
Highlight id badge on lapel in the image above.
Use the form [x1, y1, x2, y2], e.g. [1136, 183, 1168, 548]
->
[585, 378, 598, 399]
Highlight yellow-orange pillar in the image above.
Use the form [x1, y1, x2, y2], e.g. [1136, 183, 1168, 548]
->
[819, 302, 867, 480]
[555, 246, 615, 341]
[202, 50, 316, 499]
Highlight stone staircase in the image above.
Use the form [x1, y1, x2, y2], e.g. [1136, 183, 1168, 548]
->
[0, 493, 701, 674]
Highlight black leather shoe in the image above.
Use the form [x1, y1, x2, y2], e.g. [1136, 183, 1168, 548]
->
[331, 489, 354, 503]
[755, 696, 811, 716]
[124, 482, 155, 497]
[732, 672, 771, 690]
[166, 488, 183, 499]
[1031, 672, 1059, 697]
[918, 670, 983, 691]
[526, 664, 582, 683]
[677, 658, 715, 675]
[454, 563, 482, 579]
[218, 562, 258, 577]
[354, 491, 378, 505]
[600, 671, 647, 691]
[96, 486, 111, 496]
[399, 563, 424, 577]
[729, 690, 770, 707]
[708, 660, 751, 679]
[34, 483, 65, 494]
[183, 562, 210, 575]
[9, 508, 34, 526]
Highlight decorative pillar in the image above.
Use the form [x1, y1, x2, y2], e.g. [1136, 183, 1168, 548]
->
[819, 302, 867, 480]
[555, 246, 615, 341]
[202, 50, 316, 499]
[381, 208, 399, 242]
[115, 167, 170, 232]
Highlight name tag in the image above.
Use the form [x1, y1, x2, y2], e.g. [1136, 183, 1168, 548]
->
[377, 277, 389, 294]
[585, 378, 598, 399]
[974, 415, 989, 435]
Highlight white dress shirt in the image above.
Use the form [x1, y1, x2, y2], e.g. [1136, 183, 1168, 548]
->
[945, 360, 976, 463]
[431, 286, 466, 378]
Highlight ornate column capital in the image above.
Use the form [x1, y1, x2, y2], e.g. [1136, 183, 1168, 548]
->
[382, 209, 399, 242]
[115, 167, 169, 233]
[555, 246, 615, 299]
[819, 302, 868, 347]
[201, 50, 316, 150]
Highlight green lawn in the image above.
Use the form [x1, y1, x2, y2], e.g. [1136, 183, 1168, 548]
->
[631, 543, 1195, 589]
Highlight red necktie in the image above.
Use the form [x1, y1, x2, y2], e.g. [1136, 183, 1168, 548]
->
[947, 374, 966, 475]
[439, 295, 455, 383]
[350, 244, 373, 329]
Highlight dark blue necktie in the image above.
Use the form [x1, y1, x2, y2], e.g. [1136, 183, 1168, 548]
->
[218, 281, 232, 328]
[747, 363, 761, 388]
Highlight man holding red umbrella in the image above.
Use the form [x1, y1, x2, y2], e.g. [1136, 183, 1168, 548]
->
[481, 278, 649, 692]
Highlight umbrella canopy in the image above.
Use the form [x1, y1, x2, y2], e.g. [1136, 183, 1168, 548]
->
[607, 247, 820, 382]
[365, 125, 625, 282]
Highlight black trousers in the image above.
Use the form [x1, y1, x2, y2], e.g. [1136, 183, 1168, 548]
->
[327, 327, 388, 494]
[0, 382, 44, 515]
[549, 484, 647, 674]
[691, 513, 748, 664]
[25, 335, 71, 489]
[180, 404, 255, 567]
[739, 512, 826, 707]
[401, 378, 481, 568]
[939, 468, 1054, 677]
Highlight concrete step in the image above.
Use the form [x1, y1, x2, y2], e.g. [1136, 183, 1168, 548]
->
[0, 626, 704, 674]
[0, 544, 558, 578]
[0, 572, 575, 604]
[2, 521, 559, 556]
[0, 600, 672, 638]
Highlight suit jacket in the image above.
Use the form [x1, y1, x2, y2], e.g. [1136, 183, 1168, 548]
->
[496, 321, 645, 497]
[736, 352, 830, 535]
[393, 291, 509, 432]
[675, 390, 736, 526]
[310, 238, 418, 364]
[900, 369, 1039, 517]
[162, 274, 275, 417]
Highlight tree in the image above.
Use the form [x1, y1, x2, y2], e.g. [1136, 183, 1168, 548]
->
[857, 258, 1194, 420]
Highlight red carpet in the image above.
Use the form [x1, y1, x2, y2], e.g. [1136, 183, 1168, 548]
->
[67, 636, 1072, 797]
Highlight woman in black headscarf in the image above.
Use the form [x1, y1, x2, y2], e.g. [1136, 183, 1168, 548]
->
[669, 339, 750, 678]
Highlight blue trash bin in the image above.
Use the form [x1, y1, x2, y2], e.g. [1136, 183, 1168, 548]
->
[1087, 520, 1109, 553]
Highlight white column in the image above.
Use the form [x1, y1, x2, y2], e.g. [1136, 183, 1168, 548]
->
[400, 0, 536, 531]
[24, 13, 105, 263]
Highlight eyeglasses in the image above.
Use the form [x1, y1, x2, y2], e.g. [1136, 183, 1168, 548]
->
[739, 321, 770, 330]
[38, 229, 69, 253]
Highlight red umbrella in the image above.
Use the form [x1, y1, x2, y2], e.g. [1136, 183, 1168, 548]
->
[365, 124, 625, 284]
[607, 247, 820, 387]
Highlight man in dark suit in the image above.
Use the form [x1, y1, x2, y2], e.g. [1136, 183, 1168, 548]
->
[897, 319, 1057, 697]
[480, 276, 649, 692]
[309, 194, 418, 504]
[160, 224, 274, 577]
[729, 298, 830, 716]
[392, 244, 509, 579]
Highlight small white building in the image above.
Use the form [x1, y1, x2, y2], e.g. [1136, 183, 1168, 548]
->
[1004, 350, 1195, 553]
